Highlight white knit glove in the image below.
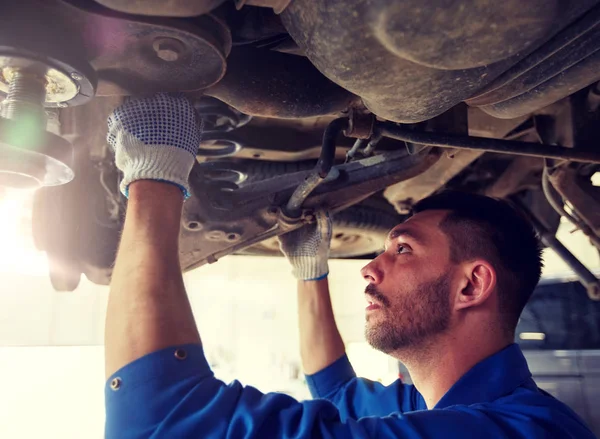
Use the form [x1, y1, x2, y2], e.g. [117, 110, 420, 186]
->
[107, 93, 202, 198]
[278, 210, 333, 281]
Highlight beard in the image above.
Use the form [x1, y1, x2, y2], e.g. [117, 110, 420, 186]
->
[365, 272, 452, 354]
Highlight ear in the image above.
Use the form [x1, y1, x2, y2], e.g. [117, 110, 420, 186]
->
[454, 260, 497, 311]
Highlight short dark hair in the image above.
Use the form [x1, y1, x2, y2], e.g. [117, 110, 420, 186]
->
[412, 191, 543, 335]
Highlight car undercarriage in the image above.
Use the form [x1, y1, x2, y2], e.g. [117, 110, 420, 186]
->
[1, 0, 600, 293]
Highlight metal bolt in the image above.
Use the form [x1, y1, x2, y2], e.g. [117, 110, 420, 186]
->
[226, 232, 241, 242]
[185, 220, 203, 231]
[70, 72, 83, 81]
[152, 37, 184, 62]
[174, 349, 187, 360]
[110, 377, 122, 391]
[1, 70, 47, 125]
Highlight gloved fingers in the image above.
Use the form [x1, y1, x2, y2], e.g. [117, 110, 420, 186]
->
[106, 93, 202, 156]
[277, 221, 315, 249]
[315, 210, 333, 244]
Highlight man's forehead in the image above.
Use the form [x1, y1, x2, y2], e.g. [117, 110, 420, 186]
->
[386, 210, 450, 243]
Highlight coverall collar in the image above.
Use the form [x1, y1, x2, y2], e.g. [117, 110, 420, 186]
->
[434, 343, 534, 409]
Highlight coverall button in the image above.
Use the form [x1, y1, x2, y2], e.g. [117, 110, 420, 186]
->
[110, 377, 122, 391]
[174, 349, 187, 360]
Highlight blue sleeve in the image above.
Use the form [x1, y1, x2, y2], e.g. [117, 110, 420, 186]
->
[305, 354, 425, 419]
[105, 345, 587, 439]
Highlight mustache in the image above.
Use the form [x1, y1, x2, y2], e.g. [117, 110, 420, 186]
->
[365, 284, 391, 307]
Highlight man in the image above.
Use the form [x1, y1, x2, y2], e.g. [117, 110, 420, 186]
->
[104, 94, 595, 438]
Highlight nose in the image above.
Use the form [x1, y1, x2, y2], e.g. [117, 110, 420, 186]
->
[361, 257, 382, 284]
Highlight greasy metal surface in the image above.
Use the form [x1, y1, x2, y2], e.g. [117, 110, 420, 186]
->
[281, 0, 598, 122]
[377, 122, 600, 164]
[0, 58, 79, 105]
[204, 47, 357, 118]
[1, 70, 47, 125]
[0, 50, 96, 109]
[485, 156, 543, 199]
[517, 198, 600, 300]
[345, 111, 375, 140]
[383, 105, 473, 212]
[548, 165, 600, 237]
[286, 117, 347, 217]
[468, 4, 600, 118]
[179, 148, 439, 270]
[0, 0, 230, 96]
[385, 150, 484, 213]
[93, 0, 227, 17]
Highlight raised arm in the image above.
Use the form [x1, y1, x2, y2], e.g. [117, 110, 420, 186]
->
[296, 277, 346, 375]
[105, 181, 200, 378]
[278, 211, 346, 375]
[103, 94, 203, 378]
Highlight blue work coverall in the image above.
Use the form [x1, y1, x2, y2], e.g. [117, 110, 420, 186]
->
[105, 343, 595, 438]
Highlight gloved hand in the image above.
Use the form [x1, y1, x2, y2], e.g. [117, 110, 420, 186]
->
[278, 210, 333, 281]
[107, 93, 202, 198]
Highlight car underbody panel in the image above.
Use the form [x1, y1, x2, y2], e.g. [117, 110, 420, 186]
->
[0, 0, 599, 294]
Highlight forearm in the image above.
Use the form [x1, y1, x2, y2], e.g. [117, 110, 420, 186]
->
[105, 181, 200, 378]
[297, 278, 345, 375]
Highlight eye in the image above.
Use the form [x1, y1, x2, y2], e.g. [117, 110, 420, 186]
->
[396, 244, 412, 254]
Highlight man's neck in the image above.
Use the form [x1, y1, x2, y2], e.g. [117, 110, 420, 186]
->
[397, 335, 511, 409]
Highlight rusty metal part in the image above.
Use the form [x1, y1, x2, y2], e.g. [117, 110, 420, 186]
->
[179, 146, 439, 270]
[384, 105, 472, 212]
[383, 105, 531, 212]
[467, 3, 600, 119]
[204, 47, 357, 118]
[0, 0, 230, 97]
[202, 119, 364, 162]
[152, 37, 185, 62]
[0, 53, 95, 109]
[0, 58, 83, 107]
[516, 197, 600, 301]
[485, 156, 543, 199]
[284, 117, 348, 218]
[281, 0, 596, 122]
[386, 150, 484, 213]
[235, 0, 293, 14]
[93, 0, 227, 17]
[547, 163, 600, 248]
[466, 108, 529, 139]
[1, 71, 47, 124]
[344, 111, 375, 140]
[376, 121, 600, 164]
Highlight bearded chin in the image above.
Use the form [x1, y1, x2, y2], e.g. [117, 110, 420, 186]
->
[364, 273, 452, 354]
[365, 318, 412, 353]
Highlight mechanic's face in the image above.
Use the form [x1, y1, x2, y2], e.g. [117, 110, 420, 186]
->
[361, 210, 455, 354]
